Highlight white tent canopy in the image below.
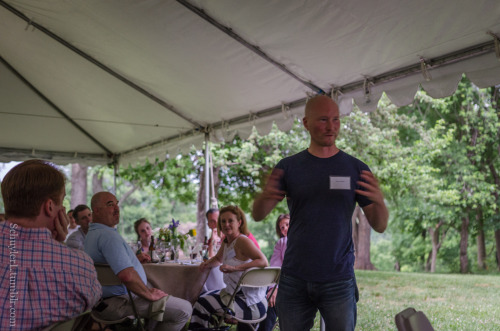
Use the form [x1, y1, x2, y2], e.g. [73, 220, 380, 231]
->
[1, 0, 499, 166]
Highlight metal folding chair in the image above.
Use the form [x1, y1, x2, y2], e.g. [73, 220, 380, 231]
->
[92, 263, 145, 331]
[395, 307, 434, 331]
[216, 267, 281, 331]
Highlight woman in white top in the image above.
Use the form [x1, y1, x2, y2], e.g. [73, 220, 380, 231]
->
[189, 205, 268, 330]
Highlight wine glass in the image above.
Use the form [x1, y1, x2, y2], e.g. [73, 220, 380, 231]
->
[190, 243, 202, 263]
[157, 241, 166, 262]
[200, 244, 208, 261]
[185, 238, 195, 263]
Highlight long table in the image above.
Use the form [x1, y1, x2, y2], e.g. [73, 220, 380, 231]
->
[143, 262, 210, 305]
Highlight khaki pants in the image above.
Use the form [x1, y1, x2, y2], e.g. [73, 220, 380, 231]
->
[97, 294, 192, 331]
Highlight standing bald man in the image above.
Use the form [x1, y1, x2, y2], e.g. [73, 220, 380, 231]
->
[253, 95, 388, 331]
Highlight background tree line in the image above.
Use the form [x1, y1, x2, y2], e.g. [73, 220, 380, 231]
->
[1, 76, 498, 274]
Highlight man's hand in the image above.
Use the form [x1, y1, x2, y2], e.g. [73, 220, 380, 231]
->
[355, 170, 384, 204]
[260, 169, 286, 201]
[357, 170, 388, 233]
[267, 287, 278, 307]
[148, 288, 168, 301]
[252, 169, 286, 222]
[136, 253, 151, 263]
[52, 208, 69, 242]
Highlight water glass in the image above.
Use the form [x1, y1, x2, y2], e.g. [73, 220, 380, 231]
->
[157, 241, 166, 262]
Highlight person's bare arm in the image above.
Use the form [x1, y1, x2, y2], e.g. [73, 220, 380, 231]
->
[219, 237, 268, 273]
[356, 170, 388, 233]
[117, 267, 167, 301]
[199, 243, 224, 271]
[252, 169, 286, 222]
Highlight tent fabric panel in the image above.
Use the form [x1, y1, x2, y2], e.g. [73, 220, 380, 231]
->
[0, 8, 196, 129]
[0, 114, 107, 154]
[193, 0, 500, 89]
[0, 0, 499, 166]
[0, 61, 59, 118]
[5, 0, 311, 125]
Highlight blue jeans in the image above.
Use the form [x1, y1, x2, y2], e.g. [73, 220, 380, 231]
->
[276, 273, 357, 331]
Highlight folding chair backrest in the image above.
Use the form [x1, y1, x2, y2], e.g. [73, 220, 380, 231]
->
[395, 307, 434, 331]
[237, 267, 281, 288]
[395, 307, 417, 331]
[406, 311, 434, 331]
[94, 263, 122, 286]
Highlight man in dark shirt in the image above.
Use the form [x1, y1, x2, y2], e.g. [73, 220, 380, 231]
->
[253, 95, 388, 331]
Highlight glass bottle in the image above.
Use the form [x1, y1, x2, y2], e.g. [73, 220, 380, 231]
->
[149, 235, 159, 263]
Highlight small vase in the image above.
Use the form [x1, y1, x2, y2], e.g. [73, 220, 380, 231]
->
[171, 238, 180, 262]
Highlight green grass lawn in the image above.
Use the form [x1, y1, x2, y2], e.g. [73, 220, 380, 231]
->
[308, 270, 500, 330]
[222, 270, 499, 330]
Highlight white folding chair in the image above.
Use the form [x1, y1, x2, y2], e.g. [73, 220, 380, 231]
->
[216, 267, 281, 331]
[395, 307, 434, 331]
[92, 264, 145, 331]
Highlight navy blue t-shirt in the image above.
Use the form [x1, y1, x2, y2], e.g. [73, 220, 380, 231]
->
[275, 149, 372, 282]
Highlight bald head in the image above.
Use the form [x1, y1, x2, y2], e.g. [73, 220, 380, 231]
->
[303, 95, 341, 154]
[91, 191, 120, 227]
[304, 95, 339, 118]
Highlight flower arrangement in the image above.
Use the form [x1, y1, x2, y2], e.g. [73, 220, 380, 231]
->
[158, 218, 196, 250]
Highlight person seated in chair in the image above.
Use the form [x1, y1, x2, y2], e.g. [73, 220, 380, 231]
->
[189, 205, 268, 330]
[133, 218, 153, 263]
[84, 191, 192, 331]
[0, 160, 101, 330]
[65, 208, 79, 240]
[258, 214, 289, 331]
[66, 204, 92, 250]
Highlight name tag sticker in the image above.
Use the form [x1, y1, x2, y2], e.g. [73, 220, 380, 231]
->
[330, 176, 351, 190]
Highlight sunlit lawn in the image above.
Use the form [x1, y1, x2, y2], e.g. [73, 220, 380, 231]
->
[309, 270, 500, 330]
[221, 270, 500, 330]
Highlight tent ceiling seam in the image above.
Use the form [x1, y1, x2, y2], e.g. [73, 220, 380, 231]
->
[0, 0, 203, 130]
[0, 54, 114, 158]
[0, 147, 109, 163]
[177, 0, 324, 94]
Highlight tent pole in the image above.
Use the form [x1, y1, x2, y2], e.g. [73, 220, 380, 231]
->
[113, 162, 117, 195]
[204, 132, 210, 241]
[113, 159, 120, 233]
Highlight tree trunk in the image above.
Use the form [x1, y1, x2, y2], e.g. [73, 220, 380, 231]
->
[196, 169, 207, 244]
[476, 211, 487, 270]
[92, 171, 104, 194]
[351, 206, 358, 257]
[196, 167, 221, 244]
[70, 164, 87, 208]
[352, 205, 375, 270]
[495, 229, 500, 272]
[459, 215, 470, 274]
[120, 185, 138, 205]
[428, 220, 445, 273]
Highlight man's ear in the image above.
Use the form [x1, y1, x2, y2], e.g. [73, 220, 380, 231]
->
[303, 116, 309, 131]
[42, 199, 56, 217]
